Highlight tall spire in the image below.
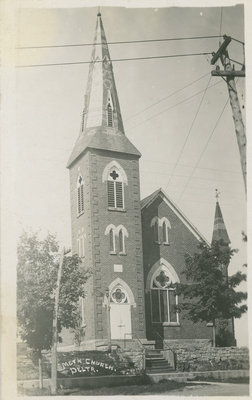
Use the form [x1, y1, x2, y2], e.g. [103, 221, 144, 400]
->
[67, 12, 140, 168]
[83, 12, 124, 133]
[211, 189, 230, 245]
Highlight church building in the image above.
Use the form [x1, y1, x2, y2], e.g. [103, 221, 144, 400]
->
[65, 12, 234, 351]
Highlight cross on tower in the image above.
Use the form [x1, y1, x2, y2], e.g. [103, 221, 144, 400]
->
[110, 170, 119, 180]
[215, 188, 220, 201]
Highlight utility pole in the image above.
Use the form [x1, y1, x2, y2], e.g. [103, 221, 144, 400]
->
[51, 247, 71, 395]
[211, 35, 246, 193]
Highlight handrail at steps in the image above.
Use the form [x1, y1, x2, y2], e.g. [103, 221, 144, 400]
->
[152, 329, 176, 369]
[123, 333, 146, 370]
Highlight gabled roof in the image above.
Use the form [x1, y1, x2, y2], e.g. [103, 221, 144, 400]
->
[141, 188, 209, 244]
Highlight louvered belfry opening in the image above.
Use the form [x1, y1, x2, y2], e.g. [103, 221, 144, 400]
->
[107, 104, 113, 127]
[107, 180, 123, 208]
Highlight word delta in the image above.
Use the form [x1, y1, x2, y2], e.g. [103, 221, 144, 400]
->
[60, 358, 116, 376]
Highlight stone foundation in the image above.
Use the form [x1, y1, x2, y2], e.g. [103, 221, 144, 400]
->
[174, 346, 249, 372]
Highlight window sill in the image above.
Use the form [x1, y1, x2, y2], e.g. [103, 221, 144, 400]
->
[108, 207, 126, 213]
[163, 322, 180, 327]
[110, 251, 117, 255]
[119, 252, 127, 256]
[163, 242, 170, 246]
[154, 241, 162, 245]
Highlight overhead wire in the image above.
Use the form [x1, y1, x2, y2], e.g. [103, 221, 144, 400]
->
[17, 35, 223, 49]
[16, 52, 213, 68]
[125, 71, 210, 122]
[165, 75, 213, 191]
[142, 169, 238, 183]
[143, 159, 241, 175]
[126, 80, 223, 132]
[219, 8, 223, 38]
[177, 96, 229, 203]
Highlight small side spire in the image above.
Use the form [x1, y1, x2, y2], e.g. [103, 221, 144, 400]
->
[211, 189, 230, 245]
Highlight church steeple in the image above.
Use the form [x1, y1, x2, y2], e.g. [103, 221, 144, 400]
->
[83, 12, 124, 133]
[211, 190, 230, 245]
[67, 12, 140, 168]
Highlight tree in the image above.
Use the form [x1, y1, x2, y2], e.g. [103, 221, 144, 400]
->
[176, 240, 247, 347]
[17, 231, 90, 387]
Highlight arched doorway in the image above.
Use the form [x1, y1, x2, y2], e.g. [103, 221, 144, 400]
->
[108, 284, 132, 340]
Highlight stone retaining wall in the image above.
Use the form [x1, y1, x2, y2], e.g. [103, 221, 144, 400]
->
[175, 346, 249, 372]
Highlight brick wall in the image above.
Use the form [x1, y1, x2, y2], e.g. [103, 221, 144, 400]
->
[142, 195, 212, 342]
[89, 149, 146, 340]
[67, 147, 146, 344]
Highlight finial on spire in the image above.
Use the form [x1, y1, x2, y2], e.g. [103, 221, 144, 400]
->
[215, 188, 220, 202]
[97, 6, 101, 17]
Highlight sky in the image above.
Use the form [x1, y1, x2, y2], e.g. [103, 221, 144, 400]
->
[14, 4, 248, 345]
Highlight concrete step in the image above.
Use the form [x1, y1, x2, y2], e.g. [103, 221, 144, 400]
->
[146, 368, 174, 374]
[146, 353, 164, 359]
[146, 359, 170, 366]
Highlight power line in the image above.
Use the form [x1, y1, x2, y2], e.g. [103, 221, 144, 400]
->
[231, 37, 245, 45]
[228, 58, 244, 67]
[143, 159, 241, 175]
[16, 52, 213, 68]
[125, 71, 210, 122]
[165, 75, 212, 191]
[219, 8, 223, 38]
[177, 97, 229, 203]
[142, 169, 238, 183]
[126, 80, 223, 132]
[17, 35, 222, 50]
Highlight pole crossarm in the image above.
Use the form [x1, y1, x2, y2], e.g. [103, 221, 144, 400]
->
[211, 35, 232, 65]
[210, 34, 246, 194]
[211, 70, 245, 77]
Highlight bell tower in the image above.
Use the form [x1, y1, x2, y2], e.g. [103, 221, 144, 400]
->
[67, 12, 146, 348]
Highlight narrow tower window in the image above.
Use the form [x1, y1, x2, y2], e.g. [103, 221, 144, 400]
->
[107, 169, 124, 209]
[119, 229, 125, 253]
[154, 221, 159, 242]
[107, 104, 113, 127]
[106, 90, 114, 127]
[109, 228, 115, 253]
[77, 175, 84, 215]
[163, 221, 168, 243]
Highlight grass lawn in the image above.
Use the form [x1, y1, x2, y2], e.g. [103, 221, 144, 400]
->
[18, 379, 187, 396]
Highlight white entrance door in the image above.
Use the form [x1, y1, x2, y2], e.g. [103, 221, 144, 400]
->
[110, 303, 132, 340]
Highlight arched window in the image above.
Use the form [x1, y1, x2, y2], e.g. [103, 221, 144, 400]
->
[103, 161, 127, 211]
[162, 221, 168, 243]
[77, 175, 84, 215]
[161, 217, 171, 244]
[109, 228, 115, 253]
[107, 168, 124, 209]
[154, 221, 159, 242]
[105, 224, 128, 254]
[77, 235, 85, 258]
[110, 285, 129, 304]
[119, 229, 125, 253]
[150, 267, 179, 324]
